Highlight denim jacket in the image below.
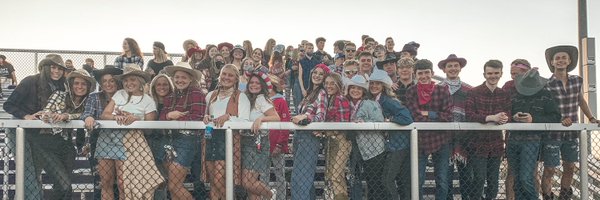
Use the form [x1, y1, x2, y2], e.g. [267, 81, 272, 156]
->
[378, 94, 414, 151]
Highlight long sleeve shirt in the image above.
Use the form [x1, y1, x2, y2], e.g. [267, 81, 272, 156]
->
[405, 84, 453, 155]
[352, 100, 386, 160]
[300, 89, 328, 122]
[325, 94, 351, 123]
[159, 87, 206, 121]
[465, 83, 511, 157]
[114, 55, 144, 69]
[80, 92, 108, 120]
[4, 74, 64, 119]
[270, 94, 291, 153]
[377, 94, 414, 151]
[510, 89, 561, 141]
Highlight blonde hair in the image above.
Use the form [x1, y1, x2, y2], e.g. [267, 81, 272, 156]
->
[149, 74, 174, 106]
[209, 64, 240, 104]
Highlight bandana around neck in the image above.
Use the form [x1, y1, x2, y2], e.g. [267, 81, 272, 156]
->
[417, 82, 436, 105]
[444, 79, 462, 95]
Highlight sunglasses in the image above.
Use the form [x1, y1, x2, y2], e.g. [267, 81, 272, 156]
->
[360, 58, 372, 63]
[345, 49, 356, 52]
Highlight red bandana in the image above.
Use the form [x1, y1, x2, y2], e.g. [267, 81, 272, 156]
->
[417, 82, 436, 105]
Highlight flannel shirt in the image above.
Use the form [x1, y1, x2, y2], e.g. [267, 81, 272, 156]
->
[159, 87, 206, 121]
[405, 84, 453, 155]
[300, 89, 328, 122]
[395, 81, 415, 105]
[465, 83, 511, 157]
[114, 55, 144, 69]
[45, 91, 84, 120]
[502, 80, 518, 98]
[325, 94, 351, 122]
[545, 75, 583, 141]
[80, 92, 107, 120]
[510, 89, 562, 141]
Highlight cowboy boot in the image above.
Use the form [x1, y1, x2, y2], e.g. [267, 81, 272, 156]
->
[559, 187, 573, 200]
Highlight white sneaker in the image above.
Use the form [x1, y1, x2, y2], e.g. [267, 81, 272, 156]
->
[270, 188, 277, 200]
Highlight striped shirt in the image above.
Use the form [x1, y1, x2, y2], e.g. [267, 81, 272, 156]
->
[545, 75, 583, 141]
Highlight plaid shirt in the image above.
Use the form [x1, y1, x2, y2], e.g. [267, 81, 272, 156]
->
[300, 89, 328, 122]
[81, 92, 107, 120]
[114, 55, 144, 69]
[325, 94, 351, 122]
[45, 91, 84, 120]
[159, 87, 206, 121]
[545, 75, 583, 141]
[406, 84, 453, 155]
[510, 89, 562, 141]
[466, 83, 511, 157]
[395, 80, 415, 105]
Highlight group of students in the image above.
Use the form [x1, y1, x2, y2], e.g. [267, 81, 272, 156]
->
[2, 35, 596, 200]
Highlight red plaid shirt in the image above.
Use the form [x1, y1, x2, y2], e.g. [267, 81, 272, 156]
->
[406, 84, 453, 155]
[465, 83, 511, 157]
[301, 89, 328, 122]
[159, 87, 206, 121]
[325, 94, 351, 122]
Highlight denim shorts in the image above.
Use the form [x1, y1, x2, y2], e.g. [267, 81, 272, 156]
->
[541, 140, 579, 167]
[154, 134, 199, 169]
[241, 133, 270, 172]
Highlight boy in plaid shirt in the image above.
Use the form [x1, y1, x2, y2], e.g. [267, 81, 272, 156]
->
[541, 45, 599, 199]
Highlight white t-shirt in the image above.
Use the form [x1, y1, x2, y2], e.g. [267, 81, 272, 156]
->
[112, 89, 156, 120]
[205, 90, 250, 122]
[250, 94, 274, 121]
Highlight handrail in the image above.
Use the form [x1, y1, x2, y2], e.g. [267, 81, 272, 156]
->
[1, 120, 599, 130]
[2, 120, 597, 200]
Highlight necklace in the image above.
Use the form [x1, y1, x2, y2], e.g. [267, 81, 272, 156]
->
[218, 87, 235, 99]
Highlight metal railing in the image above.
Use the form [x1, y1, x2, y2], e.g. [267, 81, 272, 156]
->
[1, 120, 599, 200]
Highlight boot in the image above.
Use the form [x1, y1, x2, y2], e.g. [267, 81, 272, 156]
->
[559, 187, 573, 200]
[543, 192, 556, 200]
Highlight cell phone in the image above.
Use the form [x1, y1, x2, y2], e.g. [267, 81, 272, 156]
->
[518, 113, 527, 117]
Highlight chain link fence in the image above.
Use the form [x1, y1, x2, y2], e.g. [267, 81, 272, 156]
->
[1, 48, 600, 199]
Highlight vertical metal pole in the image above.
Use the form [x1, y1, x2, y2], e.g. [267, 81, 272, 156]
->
[2, 145, 8, 200]
[15, 128, 24, 200]
[411, 128, 419, 200]
[580, 129, 589, 199]
[225, 128, 234, 200]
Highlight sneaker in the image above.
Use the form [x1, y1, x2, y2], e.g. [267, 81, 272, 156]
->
[270, 188, 277, 200]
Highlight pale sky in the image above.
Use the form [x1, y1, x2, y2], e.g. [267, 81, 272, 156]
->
[1, 0, 599, 87]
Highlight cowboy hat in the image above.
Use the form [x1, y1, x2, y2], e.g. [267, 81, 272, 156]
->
[164, 62, 202, 81]
[345, 74, 369, 91]
[369, 69, 393, 88]
[545, 45, 578, 72]
[376, 54, 399, 68]
[437, 54, 467, 69]
[93, 65, 123, 83]
[37, 54, 66, 72]
[115, 64, 151, 82]
[515, 68, 547, 96]
[68, 69, 97, 92]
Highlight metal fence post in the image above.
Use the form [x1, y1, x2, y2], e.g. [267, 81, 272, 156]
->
[225, 127, 234, 200]
[411, 128, 419, 200]
[2, 143, 9, 200]
[15, 127, 24, 200]
[580, 129, 589, 199]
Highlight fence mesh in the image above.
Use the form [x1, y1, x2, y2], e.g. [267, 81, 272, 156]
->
[0, 48, 600, 200]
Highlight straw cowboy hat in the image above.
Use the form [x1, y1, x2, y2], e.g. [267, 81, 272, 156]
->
[515, 68, 547, 96]
[545, 45, 578, 72]
[115, 64, 151, 82]
[164, 62, 202, 81]
[37, 54, 66, 72]
[67, 69, 97, 92]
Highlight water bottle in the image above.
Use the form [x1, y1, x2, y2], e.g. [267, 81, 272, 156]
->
[205, 115, 214, 139]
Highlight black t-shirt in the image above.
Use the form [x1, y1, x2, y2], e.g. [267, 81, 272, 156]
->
[0, 63, 15, 78]
[147, 59, 174, 75]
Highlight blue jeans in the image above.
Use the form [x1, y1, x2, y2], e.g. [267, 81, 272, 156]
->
[7, 128, 43, 200]
[507, 140, 540, 200]
[293, 79, 304, 110]
[418, 143, 450, 200]
[470, 155, 501, 200]
[290, 131, 321, 200]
